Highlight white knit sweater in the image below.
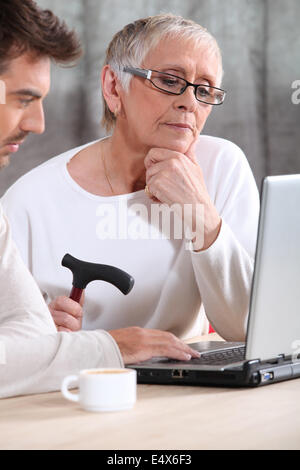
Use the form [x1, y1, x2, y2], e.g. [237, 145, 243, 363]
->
[0, 204, 123, 398]
[2, 135, 260, 343]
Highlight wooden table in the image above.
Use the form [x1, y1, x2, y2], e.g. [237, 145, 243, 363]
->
[1, 334, 300, 450]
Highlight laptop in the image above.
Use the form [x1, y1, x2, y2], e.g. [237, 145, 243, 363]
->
[129, 175, 300, 387]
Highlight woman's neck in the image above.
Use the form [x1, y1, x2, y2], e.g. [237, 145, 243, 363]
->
[105, 127, 149, 194]
[67, 128, 150, 197]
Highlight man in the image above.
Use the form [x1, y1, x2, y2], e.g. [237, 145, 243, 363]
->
[0, 0, 198, 399]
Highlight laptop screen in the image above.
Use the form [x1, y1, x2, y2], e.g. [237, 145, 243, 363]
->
[245, 175, 300, 362]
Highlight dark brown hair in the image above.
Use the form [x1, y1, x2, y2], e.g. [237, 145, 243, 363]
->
[0, 0, 82, 74]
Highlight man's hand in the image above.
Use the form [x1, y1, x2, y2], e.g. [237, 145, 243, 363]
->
[108, 327, 200, 364]
[48, 294, 84, 332]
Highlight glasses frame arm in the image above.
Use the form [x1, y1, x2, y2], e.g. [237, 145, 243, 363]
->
[123, 66, 152, 80]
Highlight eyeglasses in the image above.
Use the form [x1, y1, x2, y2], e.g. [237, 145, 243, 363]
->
[123, 66, 226, 106]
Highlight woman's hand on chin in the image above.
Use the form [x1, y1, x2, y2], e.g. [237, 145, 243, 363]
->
[144, 139, 222, 250]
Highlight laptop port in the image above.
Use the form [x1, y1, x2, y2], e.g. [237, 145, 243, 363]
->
[172, 369, 188, 378]
[261, 371, 274, 382]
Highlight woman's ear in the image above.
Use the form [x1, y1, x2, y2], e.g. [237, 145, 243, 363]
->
[101, 65, 122, 115]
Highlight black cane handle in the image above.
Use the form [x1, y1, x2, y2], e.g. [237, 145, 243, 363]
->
[62, 253, 135, 296]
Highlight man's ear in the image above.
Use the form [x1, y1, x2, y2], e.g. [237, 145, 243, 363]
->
[101, 65, 122, 115]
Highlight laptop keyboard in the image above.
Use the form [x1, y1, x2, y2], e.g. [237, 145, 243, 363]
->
[165, 347, 246, 366]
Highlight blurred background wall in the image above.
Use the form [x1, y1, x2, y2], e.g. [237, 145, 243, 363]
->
[1, 0, 299, 195]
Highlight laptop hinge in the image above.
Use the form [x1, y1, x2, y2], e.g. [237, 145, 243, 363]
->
[262, 353, 287, 365]
[275, 354, 285, 364]
[245, 354, 287, 368]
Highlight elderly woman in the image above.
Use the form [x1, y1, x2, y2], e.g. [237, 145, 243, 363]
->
[2, 14, 259, 360]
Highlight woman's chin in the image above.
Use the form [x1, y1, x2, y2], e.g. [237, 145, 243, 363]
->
[147, 134, 192, 154]
[160, 140, 193, 155]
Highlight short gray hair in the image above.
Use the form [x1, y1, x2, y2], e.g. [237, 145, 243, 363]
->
[102, 13, 223, 131]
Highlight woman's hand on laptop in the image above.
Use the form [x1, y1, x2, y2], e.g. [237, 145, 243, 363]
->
[48, 294, 84, 332]
[108, 327, 200, 364]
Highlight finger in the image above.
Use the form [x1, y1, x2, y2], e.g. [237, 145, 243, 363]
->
[145, 159, 170, 182]
[152, 344, 197, 361]
[109, 327, 200, 364]
[144, 148, 180, 170]
[167, 349, 193, 361]
[185, 345, 201, 358]
[51, 310, 82, 331]
[146, 157, 191, 189]
[147, 330, 200, 360]
[50, 296, 83, 319]
[163, 340, 201, 360]
[145, 178, 164, 203]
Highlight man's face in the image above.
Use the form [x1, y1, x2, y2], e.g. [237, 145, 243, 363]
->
[0, 52, 51, 169]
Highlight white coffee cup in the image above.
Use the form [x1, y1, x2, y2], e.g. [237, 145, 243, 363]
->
[61, 368, 137, 412]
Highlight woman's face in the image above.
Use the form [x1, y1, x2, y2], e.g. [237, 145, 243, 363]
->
[118, 36, 221, 154]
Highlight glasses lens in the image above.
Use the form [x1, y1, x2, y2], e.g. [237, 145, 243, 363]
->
[151, 72, 186, 94]
[196, 85, 224, 105]
[148, 70, 225, 105]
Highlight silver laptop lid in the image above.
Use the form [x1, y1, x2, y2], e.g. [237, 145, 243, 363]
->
[246, 175, 300, 361]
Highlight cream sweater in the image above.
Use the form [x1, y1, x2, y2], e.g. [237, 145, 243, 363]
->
[2, 135, 260, 342]
[0, 204, 123, 398]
